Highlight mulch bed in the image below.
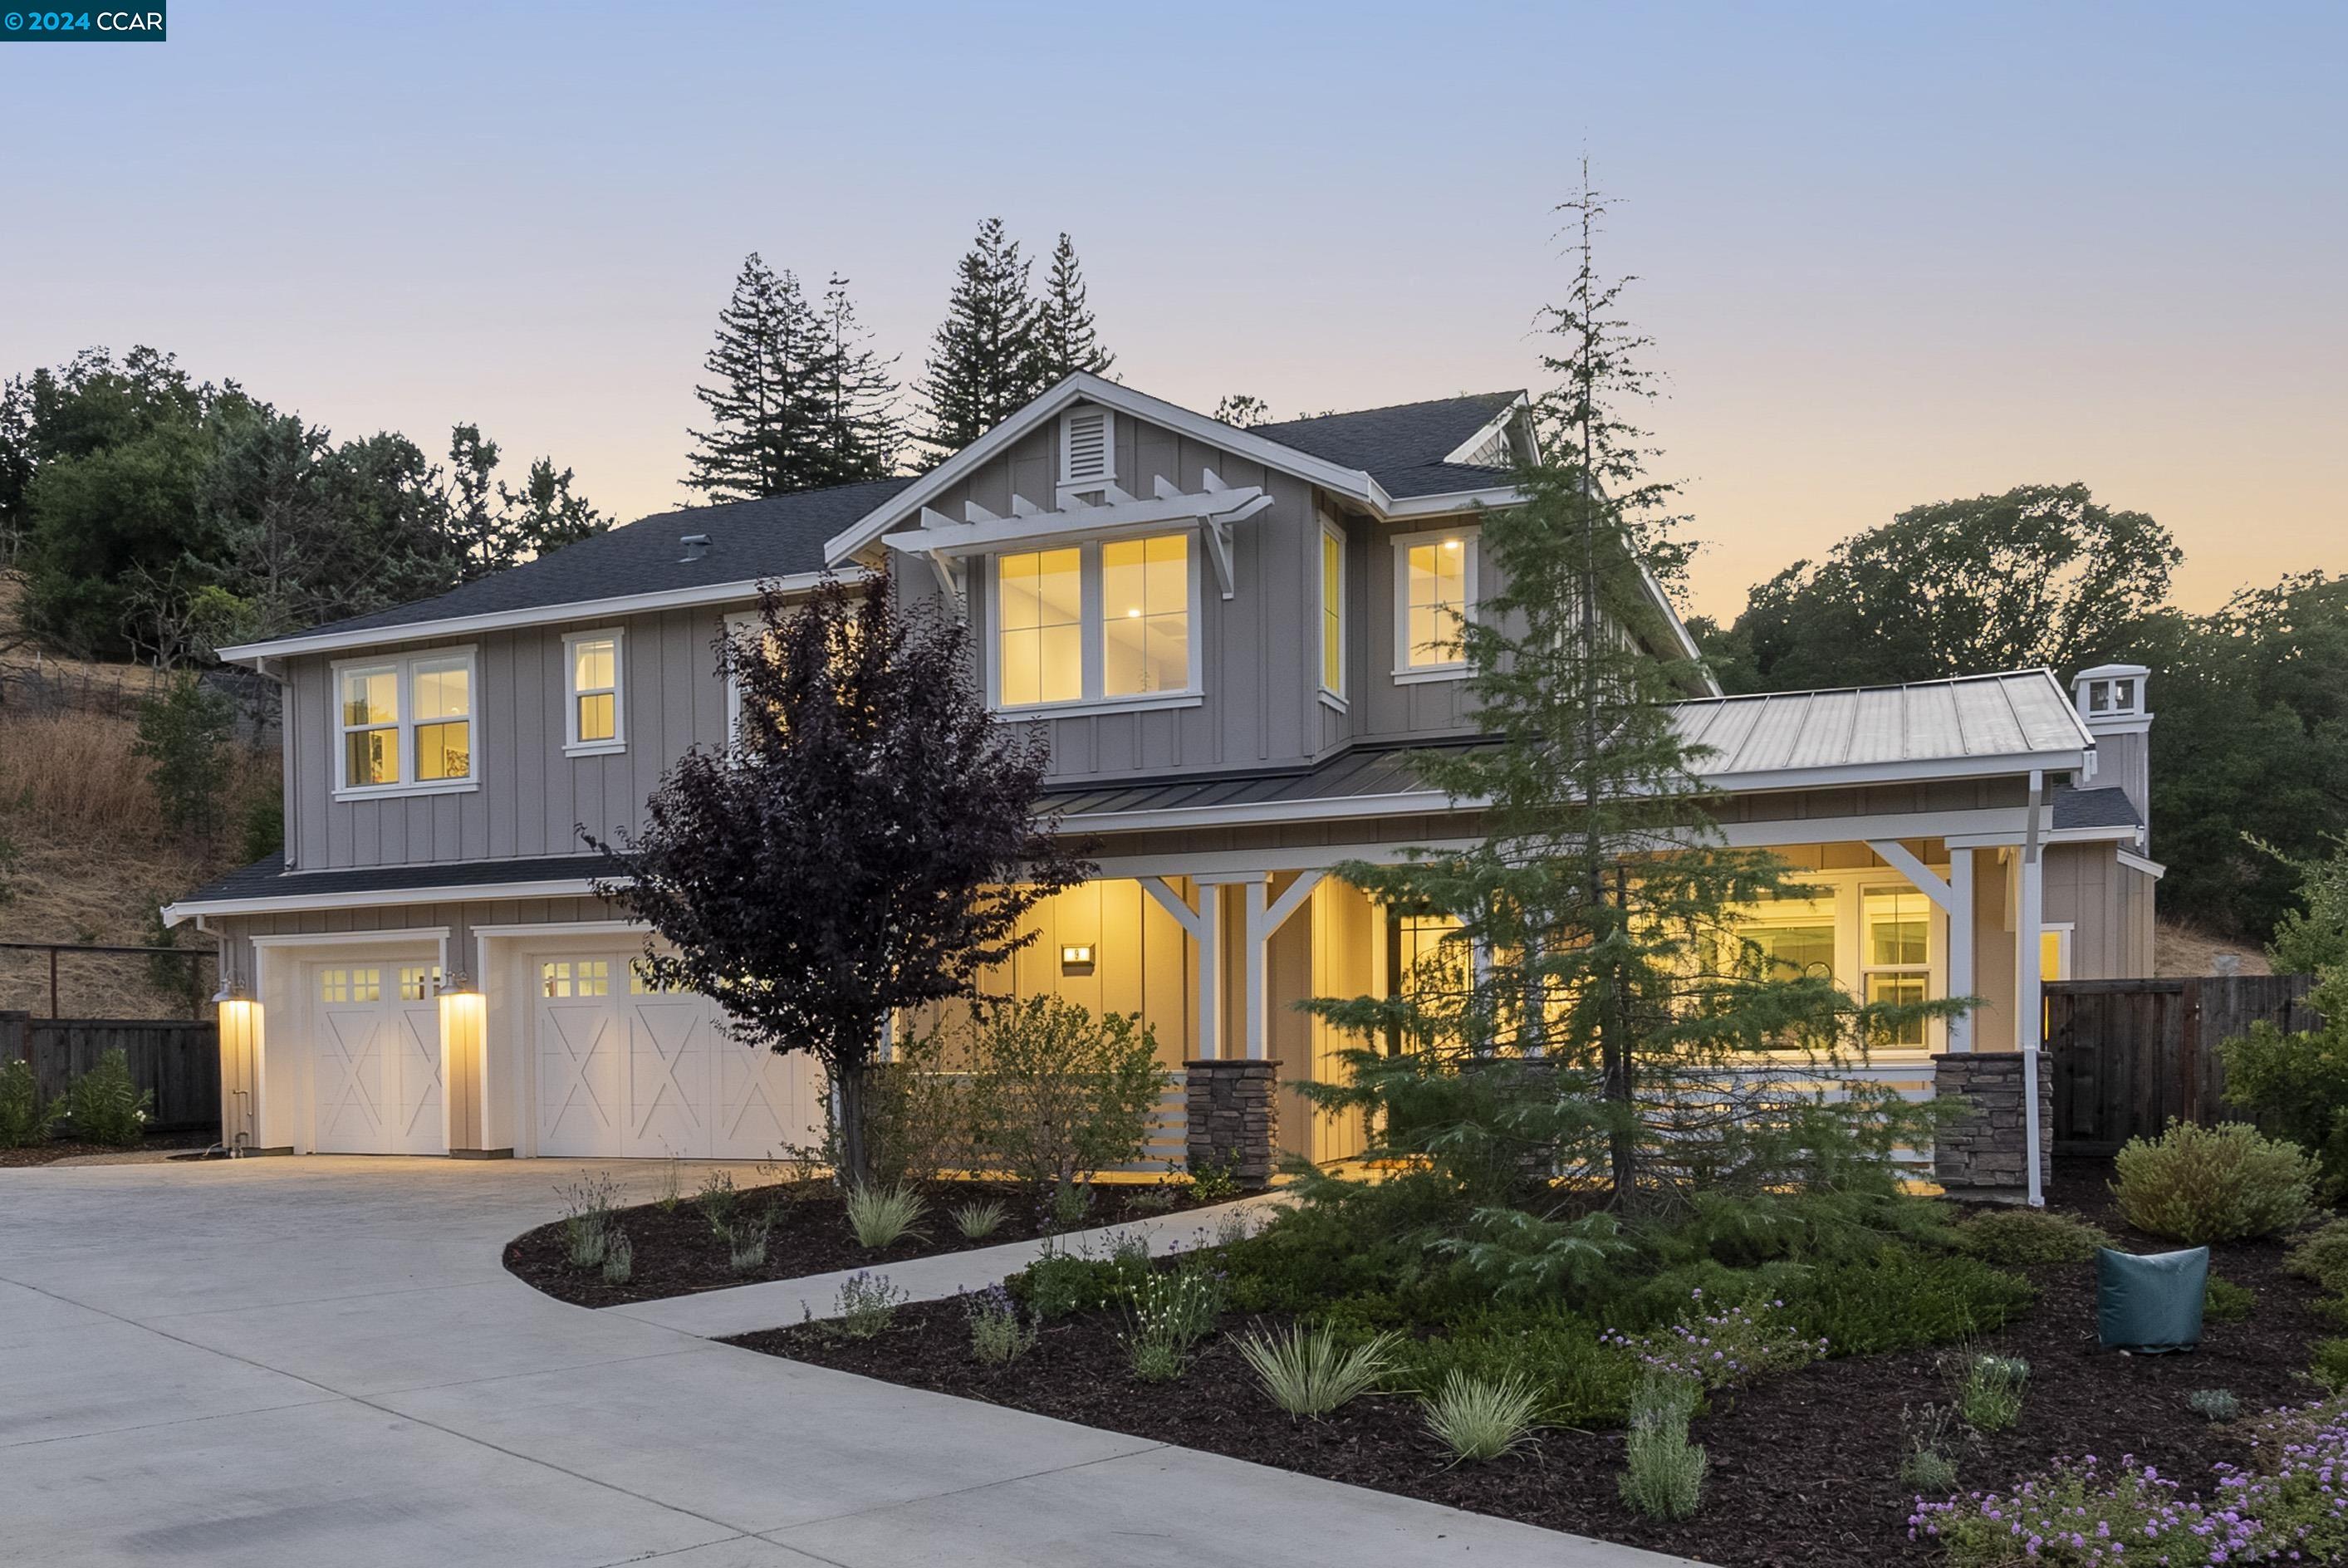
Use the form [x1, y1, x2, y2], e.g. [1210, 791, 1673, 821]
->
[736, 1158, 2340, 1568]
[506, 1177, 1233, 1308]
[0, 1130, 217, 1167]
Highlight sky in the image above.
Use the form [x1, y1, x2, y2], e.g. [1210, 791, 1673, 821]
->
[3, 2, 2341, 621]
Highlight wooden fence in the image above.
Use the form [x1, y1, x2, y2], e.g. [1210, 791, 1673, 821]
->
[2045, 976, 2321, 1156]
[0, 1012, 220, 1134]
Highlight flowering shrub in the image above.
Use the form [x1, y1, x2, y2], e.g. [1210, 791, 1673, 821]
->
[1913, 1408, 2348, 1566]
[1599, 1290, 1826, 1392]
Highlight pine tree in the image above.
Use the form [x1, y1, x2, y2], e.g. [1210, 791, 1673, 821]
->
[1032, 233, 1113, 383]
[805, 274, 900, 487]
[684, 254, 821, 502]
[1301, 170, 1948, 1265]
[914, 218, 1043, 459]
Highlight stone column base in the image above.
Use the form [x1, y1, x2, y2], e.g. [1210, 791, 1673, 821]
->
[1933, 1051, 2053, 1202]
[1185, 1059, 1277, 1189]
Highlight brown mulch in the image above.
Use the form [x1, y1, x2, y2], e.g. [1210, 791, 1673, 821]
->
[0, 1130, 216, 1167]
[506, 1177, 1232, 1308]
[734, 1159, 2340, 1568]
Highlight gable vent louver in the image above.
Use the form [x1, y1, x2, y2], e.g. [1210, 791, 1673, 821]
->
[1060, 408, 1112, 491]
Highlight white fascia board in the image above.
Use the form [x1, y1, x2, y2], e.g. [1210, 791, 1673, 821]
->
[823, 372, 1384, 564]
[1439, 394, 1530, 464]
[218, 569, 860, 665]
[161, 875, 624, 926]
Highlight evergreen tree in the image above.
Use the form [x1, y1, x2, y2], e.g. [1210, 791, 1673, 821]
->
[1032, 233, 1113, 383]
[914, 218, 1043, 458]
[1301, 172, 1947, 1263]
[805, 274, 900, 487]
[684, 254, 822, 501]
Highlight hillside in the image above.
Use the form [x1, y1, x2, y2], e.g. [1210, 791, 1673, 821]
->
[0, 578, 273, 1019]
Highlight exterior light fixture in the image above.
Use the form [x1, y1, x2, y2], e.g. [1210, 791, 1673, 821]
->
[1060, 943, 1096, 968]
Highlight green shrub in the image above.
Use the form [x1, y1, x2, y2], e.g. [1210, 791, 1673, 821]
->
[2111, 1120, 2316, 1242]
[1386, 1311, 1644, 1428]
[963, 996, 1164, 1193]
[1954, 1351, 2029, 1432]
[58, 1049, 151, 1148]
[1238, 1324, 1395, 1418]
[2188, 1387, 2241, 1422]
[2311, 1338, 2348, 1393]
[835, 1271, 904, 1338]
[1617, 1374, 1707, 1521]
[1953, 1208, 2111, 1267]
[0, 1059, 60, 1148]
[844, 1182, 928, 1250]
[1423, 1370, 1542, 1463]
[2204, 1275, 2257, 1324]
[2287, 1220, 2348, 1293]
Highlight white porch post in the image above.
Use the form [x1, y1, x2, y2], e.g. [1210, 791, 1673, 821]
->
[1947, 848, 1976, 1054]
[2019, 769, 2047, 1207]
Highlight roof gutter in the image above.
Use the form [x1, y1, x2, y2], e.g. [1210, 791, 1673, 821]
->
[217, 567, 863, 664]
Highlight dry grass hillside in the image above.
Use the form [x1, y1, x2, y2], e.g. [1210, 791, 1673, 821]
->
[0, 580, 274, 1018]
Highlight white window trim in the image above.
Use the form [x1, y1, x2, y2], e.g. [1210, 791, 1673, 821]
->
[1390, 525, 1479, 684]
[1056, 406, 1116, 505]
[987, 533, 1203, 717]
[330, 646, 481, 801]
[561, 627, 626, 757]
[1318, 518, 1349, 709]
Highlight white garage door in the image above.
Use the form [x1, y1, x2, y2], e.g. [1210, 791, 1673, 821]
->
[310, 963, 444, 1155]
[532, 955, 822, 1159]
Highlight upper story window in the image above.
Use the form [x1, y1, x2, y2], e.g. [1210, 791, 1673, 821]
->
[564, 630, 625, 756]
[1393, 527, 1478, 682]
[991, 532, 1197, 713]
[1320, 522, 1346, 700]
[333, 648, 477, 798]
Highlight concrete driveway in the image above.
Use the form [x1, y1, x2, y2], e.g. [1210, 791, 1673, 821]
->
[2, 1157, 1693, 1568]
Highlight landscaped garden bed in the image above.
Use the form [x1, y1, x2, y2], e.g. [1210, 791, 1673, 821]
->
[505, 1169, 1242, 1308]
[736, 1159, 2347, 1568]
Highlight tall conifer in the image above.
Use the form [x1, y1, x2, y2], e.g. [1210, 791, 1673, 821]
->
[914, 218, 1042, 459]
[1032, 233, 1113, 382]
[685, 254, 821, 501]
[806, 274, 900, 487]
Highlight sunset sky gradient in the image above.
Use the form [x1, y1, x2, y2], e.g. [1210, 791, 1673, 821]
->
[4, 1, 2340, 619]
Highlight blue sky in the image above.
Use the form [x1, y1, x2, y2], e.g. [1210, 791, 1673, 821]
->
[4, 2, 2340, 617]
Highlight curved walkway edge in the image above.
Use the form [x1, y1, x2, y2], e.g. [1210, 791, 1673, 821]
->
[603, 1189, 1292, 1339]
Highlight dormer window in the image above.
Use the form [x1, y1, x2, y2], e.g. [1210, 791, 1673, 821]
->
[1057, 407, 1114, 502]
[564, 630, 625, 756]
[333, 648, 478, 798]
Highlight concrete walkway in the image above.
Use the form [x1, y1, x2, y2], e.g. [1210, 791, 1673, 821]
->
[610, 1189, 1288, 1340]
[1, 1156, 1699, 1568]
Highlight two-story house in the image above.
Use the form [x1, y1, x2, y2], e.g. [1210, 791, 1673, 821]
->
[166, 373, 2160, 1170]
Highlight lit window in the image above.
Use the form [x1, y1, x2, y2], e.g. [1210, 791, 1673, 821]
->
[1395, 530, 1476, 675]
[334, 649, 478, 795]
[997, 547, 1083, 707]
[1863, 888, 1933, 1046]
[1320, 526, 1346, 697]
[1101, 534, 1189, 696]
[566, 631, 624, 752]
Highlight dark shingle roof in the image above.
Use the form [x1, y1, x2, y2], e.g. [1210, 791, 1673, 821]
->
[297, 477, 915, 639]
[2051, 785, 2144, 831]
[179, 851, 620, 905]
[1252, 392, 1521, 497]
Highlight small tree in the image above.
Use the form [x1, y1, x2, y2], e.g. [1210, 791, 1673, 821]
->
[588, 568, 1089, 1185]
[963, 996, 1164, 1194]
[133, 672, 234, 839]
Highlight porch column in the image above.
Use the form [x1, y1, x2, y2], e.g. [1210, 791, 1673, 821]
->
[1947, 848, 1976, 1053]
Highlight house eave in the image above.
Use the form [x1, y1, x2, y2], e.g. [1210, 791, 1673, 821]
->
[216, 567, 860, 665]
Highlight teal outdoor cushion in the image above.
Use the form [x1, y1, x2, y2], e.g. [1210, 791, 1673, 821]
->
[2096, 1245, 2209, 1353]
